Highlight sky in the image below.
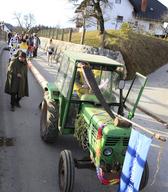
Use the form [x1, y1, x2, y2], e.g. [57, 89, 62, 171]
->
[159, 0, 168, 8]
[0, 0, 76, 28]
[0, 0, 168, 28]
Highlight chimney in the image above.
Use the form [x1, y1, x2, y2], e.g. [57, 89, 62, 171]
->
[141, 0, 148, 12]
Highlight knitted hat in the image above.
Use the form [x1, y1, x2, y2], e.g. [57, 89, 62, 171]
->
[18, 51, 27, 58]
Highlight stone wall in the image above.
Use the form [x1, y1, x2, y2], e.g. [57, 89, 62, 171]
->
[40, 37, 127, 77]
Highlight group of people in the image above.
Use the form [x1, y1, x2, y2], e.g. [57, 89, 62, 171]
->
[4, 32, 40, 111]
[8, 32, 41, 61]
[5, 32, 55, 112]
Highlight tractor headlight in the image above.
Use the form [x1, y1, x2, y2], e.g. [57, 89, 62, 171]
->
[103, 147, 113, 156]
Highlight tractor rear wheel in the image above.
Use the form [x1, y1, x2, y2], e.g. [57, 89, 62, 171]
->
[139, 161, 149, 191]
[58, 150, 75, 192]
[40, 99, 59, 143]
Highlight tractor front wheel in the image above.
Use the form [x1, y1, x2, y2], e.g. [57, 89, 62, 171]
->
[58, 150, 75, 192]
[40, 99, 59, 143]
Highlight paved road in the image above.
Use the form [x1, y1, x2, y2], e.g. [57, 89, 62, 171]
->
[0, 47, 118, 192]
[0, 45, 168, 192]
[30, 49, 168, 192]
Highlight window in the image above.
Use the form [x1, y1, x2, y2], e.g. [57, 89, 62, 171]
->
[115, 0, 121, 4]
[117, 16, 123, 22]
[149, 23, 155, 30]
[62, 61, 75, 97]
[56, 55, 70, 94]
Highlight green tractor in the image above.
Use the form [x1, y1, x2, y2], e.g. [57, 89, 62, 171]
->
[40, 51, 148, 192]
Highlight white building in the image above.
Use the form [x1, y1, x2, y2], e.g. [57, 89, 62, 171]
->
[0, 22, 13, 33]
[76, 0, 168, 35]
[106, 0, 168, 35]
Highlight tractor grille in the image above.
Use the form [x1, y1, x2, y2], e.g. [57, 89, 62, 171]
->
[105, 137, 129, 146]
[106, 137, 120, 146]
[91, 127, 97, 143]
[123, 137, 129, 146]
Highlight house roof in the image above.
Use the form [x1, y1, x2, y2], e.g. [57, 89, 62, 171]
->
[129, 0, 167, 21]
[4, 23, 14, 32]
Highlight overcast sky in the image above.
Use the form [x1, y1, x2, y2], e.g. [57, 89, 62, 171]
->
[0, 0, 168, 28]
[159, 0, 168, 7]
[0, 0, 76, 27]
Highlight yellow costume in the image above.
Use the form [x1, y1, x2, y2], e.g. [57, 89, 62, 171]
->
[19, 42, 28, 54]
[73, 69, 90, 97]
[73, 68, 101, 97]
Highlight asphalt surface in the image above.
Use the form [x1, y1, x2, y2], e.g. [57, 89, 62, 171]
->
[0, 45, 118, 192]
[0, 43, 168, 192]
[29, 48, 168, 192]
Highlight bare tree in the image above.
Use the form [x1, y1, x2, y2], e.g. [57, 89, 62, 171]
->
[13, 12, 35, 33]
[70, 0, 109, 35]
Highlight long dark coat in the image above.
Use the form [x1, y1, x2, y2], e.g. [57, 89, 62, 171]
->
[5, 57, 29, 97]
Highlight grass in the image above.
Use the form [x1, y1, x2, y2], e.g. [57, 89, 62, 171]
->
[105, 30, 168, 79]
[56, 28, 168, 79]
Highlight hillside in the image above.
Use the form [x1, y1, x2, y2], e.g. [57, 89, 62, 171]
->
[70, 29, 168, 79]
[105, 30, 168, 79]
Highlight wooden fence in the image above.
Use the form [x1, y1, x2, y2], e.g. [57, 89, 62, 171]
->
[38, 27, 86, 45]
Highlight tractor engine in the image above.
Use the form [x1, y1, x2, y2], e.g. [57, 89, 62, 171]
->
[74, 105, 132, 173]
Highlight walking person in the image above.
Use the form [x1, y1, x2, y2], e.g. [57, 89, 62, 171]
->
[5, 51, 29, 111]
[33, 33, 40, 57]
[19, 38, 28, 55]
[46, 38, 54, 65]
[8, 33, 19, 62]
[7, 31, 13, 45]
[27, 34, 34, 58]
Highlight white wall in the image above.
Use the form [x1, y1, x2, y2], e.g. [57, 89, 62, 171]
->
[104, 0, 134, 29]
[0, 24, 10, 33]
[82, 0, 164, 35]
[81, 0, 133, 31]
[4, 25, 10, 33]
[131, 19, 164, 35]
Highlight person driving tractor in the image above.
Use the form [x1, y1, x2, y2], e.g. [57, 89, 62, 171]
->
[73, 69, 90, 97]
[73, 62, 101, 97]
[73, 62, 103, 103]
[73, 62, 123, 104]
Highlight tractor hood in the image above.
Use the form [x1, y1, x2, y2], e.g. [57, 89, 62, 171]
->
[81, 104, 131, 167]
[81, 104, 131, 137]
